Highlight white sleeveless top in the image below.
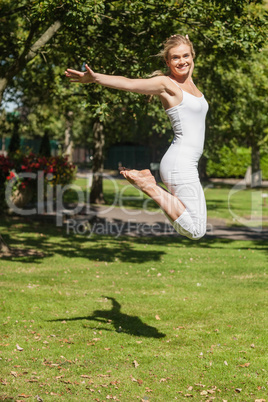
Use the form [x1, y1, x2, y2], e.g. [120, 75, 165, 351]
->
[159, 77, 209, 185]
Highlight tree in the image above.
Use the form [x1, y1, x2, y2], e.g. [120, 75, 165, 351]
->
[1, 0, 267, 204]
[0, 0, 105, 104]
[228, 48, 268, 185]
[7, 112, 21, 155]
[39, 130, 51, 157]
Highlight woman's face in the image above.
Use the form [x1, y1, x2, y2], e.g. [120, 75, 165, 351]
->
[166, 44, 193, 78]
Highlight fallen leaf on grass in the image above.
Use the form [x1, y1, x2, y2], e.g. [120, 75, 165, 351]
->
[130, 375, 143, 386]
[239, 363, 250, 367]
[16, 344, 23, 351]
[254, 399, 266, 402]
[59, 338, 74, 344]
[184, 394, 193, 397]
[235, 388, 242, 393]
[11, 371, 18, 377]
[207, 389, 215, 394]
[155, 315, 161, 320]
[17, 394, 32, 398]
[133, 360, 139, 368]
[35, 396, 43, 402]
[110, 380, 120, 386]
[81, 375, 91, 378]
[200, 390, 208, 396]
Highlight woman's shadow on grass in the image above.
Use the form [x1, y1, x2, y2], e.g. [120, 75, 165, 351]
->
[50, 296, 166, 339]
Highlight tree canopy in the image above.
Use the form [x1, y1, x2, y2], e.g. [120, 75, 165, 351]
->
[0, 0, 267, 191]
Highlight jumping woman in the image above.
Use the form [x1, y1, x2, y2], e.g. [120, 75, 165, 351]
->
[65, 35, 208, 240]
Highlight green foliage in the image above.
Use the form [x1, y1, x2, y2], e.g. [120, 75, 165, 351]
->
[0, 0, 267, 189]
[207, 143, 268, 179]
[207, 144, 251, 178]
[261, 151, 268, 179]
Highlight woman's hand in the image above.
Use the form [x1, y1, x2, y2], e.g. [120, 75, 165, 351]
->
[65, 64, 96, 84]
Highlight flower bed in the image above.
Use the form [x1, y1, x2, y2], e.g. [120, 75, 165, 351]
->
[1, 152, 76, 211]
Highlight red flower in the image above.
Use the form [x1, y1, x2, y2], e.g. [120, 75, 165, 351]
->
[7, 172, 16, 180]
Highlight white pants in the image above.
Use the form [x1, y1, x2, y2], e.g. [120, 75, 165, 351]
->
[164, 180, 207, 240]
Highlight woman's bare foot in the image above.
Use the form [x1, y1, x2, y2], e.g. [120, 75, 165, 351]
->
[119, 168, 186, 221]
[120, 169, 157, 194]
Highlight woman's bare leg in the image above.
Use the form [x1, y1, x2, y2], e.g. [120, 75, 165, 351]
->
[120, 169, 185, 221]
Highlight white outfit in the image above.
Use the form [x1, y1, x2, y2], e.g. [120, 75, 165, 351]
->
[159, 78, 209, 240]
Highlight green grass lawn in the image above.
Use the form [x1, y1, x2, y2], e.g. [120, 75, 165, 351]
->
[64, 176, 268, 228]
[0, 216, 267, 401]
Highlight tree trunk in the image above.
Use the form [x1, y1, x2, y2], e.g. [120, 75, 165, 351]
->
[0, 234, 11, 255]
[64, 111, 74, 162]
[90, 121, 105, 204]
[0, 78, 8, 104]
[251, 142, 262, 187]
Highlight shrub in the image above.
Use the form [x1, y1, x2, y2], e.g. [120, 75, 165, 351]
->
[260, 152, 268, 179]
[1, 152, 76, 212]
[207, 145, 268, 179]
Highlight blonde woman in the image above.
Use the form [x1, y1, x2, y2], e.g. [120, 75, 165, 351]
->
[65, 35, 208, 240]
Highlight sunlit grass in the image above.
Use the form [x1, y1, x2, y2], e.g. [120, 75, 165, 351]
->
[0, 216, 267, 401]
[63, 176, 268, 227]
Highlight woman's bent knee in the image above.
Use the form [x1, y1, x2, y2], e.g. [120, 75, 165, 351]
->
[176, 224, 206, 241]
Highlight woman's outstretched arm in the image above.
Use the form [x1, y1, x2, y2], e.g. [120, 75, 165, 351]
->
[65, 64, 167, 96]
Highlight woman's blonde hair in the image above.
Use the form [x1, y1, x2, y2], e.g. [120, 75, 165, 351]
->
[152, 34, 195, 76]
